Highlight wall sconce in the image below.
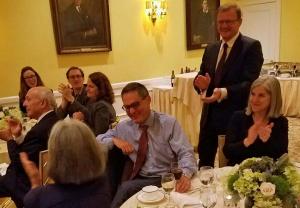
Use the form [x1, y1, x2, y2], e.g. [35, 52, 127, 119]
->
[145, 0, 167, 23]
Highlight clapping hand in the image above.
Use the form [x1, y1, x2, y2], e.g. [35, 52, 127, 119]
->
[58, 83, 74, 103]
[258, 122, 274, 142]
[72, 111, 85, 121]
[201, 88, 221, 103]
[194, 73, 211, 91]
[7, 117, 22, 138]
[20, 152, 41, 188]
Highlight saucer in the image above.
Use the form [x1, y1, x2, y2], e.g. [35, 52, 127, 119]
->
[137, 190, 165, 203]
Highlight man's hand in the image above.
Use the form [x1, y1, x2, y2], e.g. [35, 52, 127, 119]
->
[7, 117, 22, 138]
[258, 122, 274, 142]
[112, 137, 134, 155]
[175, 175, 191, 193]
[58, 83, 74, 103]
[194, 73, 211, 91]
[20, 152, 41, 189]
[0, 128, 12, 141]
[201, 88, 221, 103]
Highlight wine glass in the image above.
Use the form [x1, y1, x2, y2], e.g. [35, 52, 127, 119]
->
[161, 173, 176, 207]
[170, 162, 183, 180]
[199, 166, 214, 186]
[199, 186, 217, 208]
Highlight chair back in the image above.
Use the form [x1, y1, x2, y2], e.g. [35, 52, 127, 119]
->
[218, 135, 228, 167]
[39, 150, 52, 185]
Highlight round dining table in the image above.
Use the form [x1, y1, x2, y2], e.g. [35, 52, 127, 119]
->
[120, 167, 241, 208]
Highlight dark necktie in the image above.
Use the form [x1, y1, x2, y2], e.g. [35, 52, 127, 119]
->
[130, 125, 149, 179]
[214, 43, 228, 86]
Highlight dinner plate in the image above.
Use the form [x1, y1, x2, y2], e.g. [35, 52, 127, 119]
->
[136, 190, 165, 204]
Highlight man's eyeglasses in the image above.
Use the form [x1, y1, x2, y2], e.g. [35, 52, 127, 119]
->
[217, 19, 239, 25]
[122, 101, 141, 112]
[23, 75, 36, 80]
[68, 75, 83, 79]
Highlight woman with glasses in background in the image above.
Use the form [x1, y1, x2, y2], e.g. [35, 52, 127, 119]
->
[19, 66, 45, 114]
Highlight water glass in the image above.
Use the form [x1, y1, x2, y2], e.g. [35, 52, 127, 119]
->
[199, 186, 217, 208]
[199, 166, 215, 186]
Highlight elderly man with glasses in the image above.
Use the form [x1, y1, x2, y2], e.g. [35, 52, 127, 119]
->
[97, 82, 197, 208]
[56, 66, 88, 119]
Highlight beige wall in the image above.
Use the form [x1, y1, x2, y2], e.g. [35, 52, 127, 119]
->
[0, 0, 299, 97]
[280, 0, 300, 61]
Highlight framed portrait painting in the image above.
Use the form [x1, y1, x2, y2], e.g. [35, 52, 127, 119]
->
[50, 0, 111, 54]
[186, 0, 220, 50]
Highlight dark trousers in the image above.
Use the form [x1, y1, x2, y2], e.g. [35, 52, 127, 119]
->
[198, 113, 226, 168]
[111, 176, 161, 208]
[0, 169, 30, 208]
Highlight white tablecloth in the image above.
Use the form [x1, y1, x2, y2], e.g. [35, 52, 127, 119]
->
[120, 167, 235, 208]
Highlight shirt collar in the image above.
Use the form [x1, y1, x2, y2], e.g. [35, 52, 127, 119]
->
[37, 110, 53, 123]
[221, 32, 240, 48]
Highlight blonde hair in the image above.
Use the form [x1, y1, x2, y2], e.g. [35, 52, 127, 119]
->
[245, 75, 282, 118]
[47, 119, 106, 185]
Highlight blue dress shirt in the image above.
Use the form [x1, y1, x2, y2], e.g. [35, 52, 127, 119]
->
[96, 111, 197, 177]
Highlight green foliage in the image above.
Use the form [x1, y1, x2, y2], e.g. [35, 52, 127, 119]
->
[269, 175, 290, 197]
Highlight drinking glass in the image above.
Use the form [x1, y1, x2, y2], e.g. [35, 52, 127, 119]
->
[199, 166, 214, 186]
[161, 173, 176, 207]
[199, 186, 217, 208]
[170, 162, 183, 180]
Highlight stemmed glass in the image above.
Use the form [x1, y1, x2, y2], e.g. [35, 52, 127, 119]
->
[170, 162, 183, 180]
[198, 166, 215, 186]
[161, 173, 176, 207]
[199, 186, 217, 208]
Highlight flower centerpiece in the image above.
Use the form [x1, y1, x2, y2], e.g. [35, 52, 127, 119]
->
[0, 106, 23, 129]
[226, 154, 300, 208]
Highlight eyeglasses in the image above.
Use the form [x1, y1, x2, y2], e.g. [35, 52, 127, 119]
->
[68, 75, 83, 79]
[217, 19, 239, 25]
[122, 101, 141, 112]
[23, 75, 36, 80]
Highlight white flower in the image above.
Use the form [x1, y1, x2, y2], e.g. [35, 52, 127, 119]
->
[260, 182, 276, 197]
[0, 111, 4, 119]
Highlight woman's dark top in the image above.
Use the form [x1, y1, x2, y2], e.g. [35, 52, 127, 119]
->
[24, 177, 111, 208]
[68, 99, 116, 135]
[223, 111, 288, 166]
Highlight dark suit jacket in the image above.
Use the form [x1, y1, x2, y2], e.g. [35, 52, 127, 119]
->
[195, 34, 264, 132]
[0, 111, 58, 206]
[223, 111, 288, 166]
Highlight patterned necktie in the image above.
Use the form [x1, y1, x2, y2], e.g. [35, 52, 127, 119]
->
[214, 43, 228, 86]
[130, 125, 149, 179]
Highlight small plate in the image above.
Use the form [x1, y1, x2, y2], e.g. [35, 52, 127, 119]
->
[137, 190, 165, 204]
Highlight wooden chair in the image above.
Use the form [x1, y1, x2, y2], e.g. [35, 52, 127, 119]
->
[218, 135, 228, 168]
[39, 150, 52, 185]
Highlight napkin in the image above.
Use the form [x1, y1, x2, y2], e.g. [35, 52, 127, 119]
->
[170, 192, 203, 208]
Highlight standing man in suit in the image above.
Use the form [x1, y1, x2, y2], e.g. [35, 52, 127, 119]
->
[194, 3, 264, 167]
[0, 87, 58, 207]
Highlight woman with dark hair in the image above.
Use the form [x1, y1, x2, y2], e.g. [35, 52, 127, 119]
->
[19, 66, 45, 114]
[223, 76, 288, 166]
[21, 119, 111, 208]
[60, 71, 116, 135]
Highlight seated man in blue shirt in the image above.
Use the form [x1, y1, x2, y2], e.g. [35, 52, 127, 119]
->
[97, 82, 197, 208]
